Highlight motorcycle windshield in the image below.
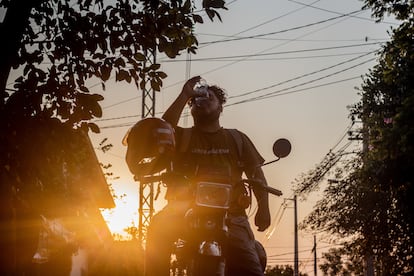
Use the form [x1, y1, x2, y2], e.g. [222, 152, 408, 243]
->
[195, 182, 232, 209]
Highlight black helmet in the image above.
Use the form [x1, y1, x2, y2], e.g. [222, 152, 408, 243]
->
[124, 117, 175, 176]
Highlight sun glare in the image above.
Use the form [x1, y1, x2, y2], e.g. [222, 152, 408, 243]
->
[101, 197, 138, 239]
[101, 180, 139, 239]
[101, 180, 169, 240]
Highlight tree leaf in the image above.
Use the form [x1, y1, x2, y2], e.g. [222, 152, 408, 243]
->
[88, 122, 100, 133]
[193, 14, 203, 24]
[134, 52, 146, 61]
[101, 65, 112, 81]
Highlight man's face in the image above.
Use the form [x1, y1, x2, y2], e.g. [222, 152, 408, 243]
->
[190, 89, 222, 124]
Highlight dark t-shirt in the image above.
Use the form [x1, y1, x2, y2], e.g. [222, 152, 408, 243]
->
[169, 126, 264, 212]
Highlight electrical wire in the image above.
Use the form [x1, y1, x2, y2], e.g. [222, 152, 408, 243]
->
[287, 0, 398, 25]
[189, 9, 368, 82]
[196, 0, 322, 50]
[227, 50, 379, 100]
[263, 120, 358, 242]
[226, 58, 375, 107]
[200, 9, 363, 45]
[196, 33, 387, 43]
[99, 43, 378, 113]
[160, 42, 382, 63]
[178, 51, 377, 62]
[90, 6, 377, 112]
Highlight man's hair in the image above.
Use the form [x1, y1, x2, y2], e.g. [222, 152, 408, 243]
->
[209, 85, 227, 105]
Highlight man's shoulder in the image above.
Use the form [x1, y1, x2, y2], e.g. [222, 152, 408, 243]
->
[223, 128, 264, 164]
[222, 128, 249, 143]
[222, 128, 249, 137]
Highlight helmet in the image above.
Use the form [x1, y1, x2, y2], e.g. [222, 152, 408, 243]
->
[124, 117, 175, 176]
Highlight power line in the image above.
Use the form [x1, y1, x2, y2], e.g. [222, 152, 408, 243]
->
[135, 6, 371, 110]
[96, 79, 361, 127]
[196, 34, 387, 43]
[94, 114, 140, 122]
[101, 44, 378, 112]
[190, 9, 368, 82]
[160, 42, 382, 62]
[246, 77, 358, 103]
[263, 120, 362, 267]
[263, 200, 289, 244]
[95, 7, 372, 111]
[94, 62, 368, 125]
[287, 0, 398, 25]
[226, 58, 374, 107]
[176, 51, 377, 62]
[89, 2, 384, 130]
[232, 0, 322, 36]
[200, 9, 363, 45]
[98, 55, 373, 126]
[228, 50, 378, 100]
[267, 247, 323, 258]
[330, 121, 355, 151]
[197, 0, 322, 50]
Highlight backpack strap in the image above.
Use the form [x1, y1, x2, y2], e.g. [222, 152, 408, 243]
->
[178, 127, 193, 153]
[227, 129, 244, 168]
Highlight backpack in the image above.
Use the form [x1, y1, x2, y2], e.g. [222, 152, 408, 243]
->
[177, 128, 244, 168]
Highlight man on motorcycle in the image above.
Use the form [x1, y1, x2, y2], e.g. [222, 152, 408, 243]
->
[144, 76, 271, 276]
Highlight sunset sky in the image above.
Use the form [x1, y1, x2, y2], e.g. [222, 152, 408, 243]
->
[8, 0, 396, 274]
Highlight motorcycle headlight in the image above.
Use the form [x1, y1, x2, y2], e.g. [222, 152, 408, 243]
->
[195, 182, 231, 209]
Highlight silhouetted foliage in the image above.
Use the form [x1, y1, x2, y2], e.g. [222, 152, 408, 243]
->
[319, 246, 364, 276]
[0, 0, 226, 131]
[362, 0, 414, 21]
[265, 264, 308, 276]
[0, 1, 227, 274]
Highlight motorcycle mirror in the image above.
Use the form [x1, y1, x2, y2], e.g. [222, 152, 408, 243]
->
[272, 138, 291, 158]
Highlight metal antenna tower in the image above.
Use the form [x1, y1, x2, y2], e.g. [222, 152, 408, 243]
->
[137, 41, 192, 244]
[138, 47, 157, 243]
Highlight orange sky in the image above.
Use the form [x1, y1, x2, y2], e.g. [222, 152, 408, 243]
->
[3, 0, 397, 274]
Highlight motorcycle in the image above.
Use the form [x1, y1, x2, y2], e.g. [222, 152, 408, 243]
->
[138, 138, 291, 276]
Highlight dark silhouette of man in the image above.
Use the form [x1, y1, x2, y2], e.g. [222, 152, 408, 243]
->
[145, 76, 271, 276]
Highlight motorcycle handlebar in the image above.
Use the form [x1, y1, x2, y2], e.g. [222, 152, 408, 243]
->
[240, 179, 283, 197]
[137, 174, 282, 196]
[263, 186, 283, 196]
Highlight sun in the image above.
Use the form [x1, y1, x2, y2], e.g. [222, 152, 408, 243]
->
[100, 180, 139, 239]
[101, 198, 137, 238]
[100, 179, 168, 239]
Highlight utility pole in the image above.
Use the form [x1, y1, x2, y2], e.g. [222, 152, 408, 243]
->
[348, 94, 374, 275]
[285, 196, 299, 275]
[362, 94, 374, 276]
[286, 195, 299, 276]
[294, 195, 299, 276]
[313, 235, 317, 276]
